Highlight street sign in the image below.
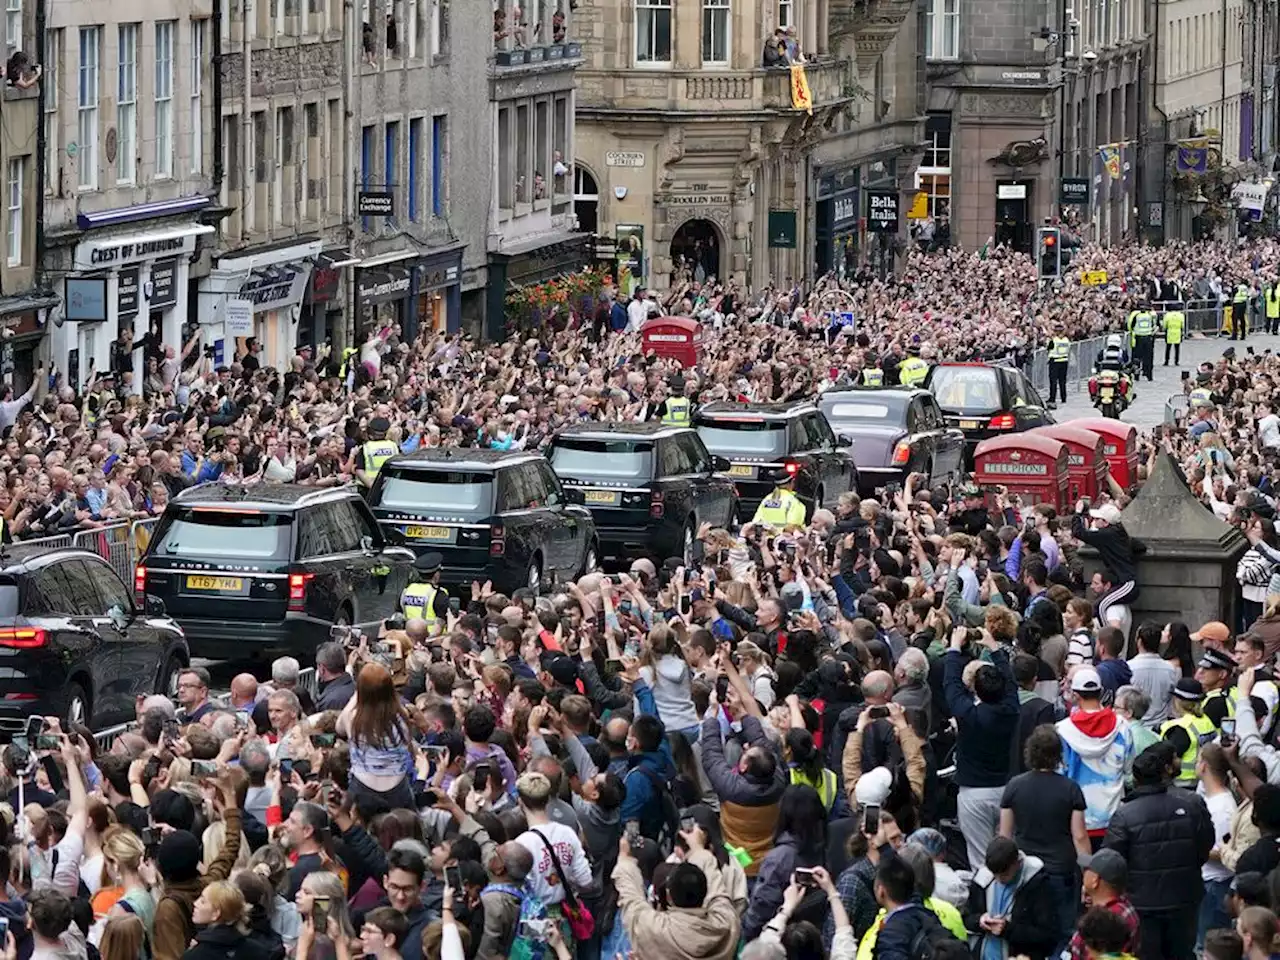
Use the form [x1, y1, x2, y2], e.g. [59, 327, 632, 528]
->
[1080, 269, 1109, 286]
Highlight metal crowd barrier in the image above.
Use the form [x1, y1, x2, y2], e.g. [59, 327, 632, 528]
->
[15, 518, 159, 583]
[1166, 393, 1190, 425]
[1025, 334, 1110, 397]
[298, 667, 318, 699]
[93, 721, 137, 751]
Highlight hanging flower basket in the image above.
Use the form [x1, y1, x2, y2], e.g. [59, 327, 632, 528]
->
[504, 266, 613, 333]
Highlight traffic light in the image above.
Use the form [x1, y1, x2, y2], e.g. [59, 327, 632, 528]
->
[1037, 226, 1062, 280]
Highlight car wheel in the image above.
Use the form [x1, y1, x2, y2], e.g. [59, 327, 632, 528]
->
[334, 605, 352, 627]
[581, 540, 599, 577]
[527, 554, 543, 592]
[64, 682, 89, 729]
[158, 655, 183, 701]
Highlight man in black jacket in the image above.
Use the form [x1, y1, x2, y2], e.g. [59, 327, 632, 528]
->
[1071, 501, 1146, 630]
[962, 836, 1060, 960]
[1102, 742, 1214, 960]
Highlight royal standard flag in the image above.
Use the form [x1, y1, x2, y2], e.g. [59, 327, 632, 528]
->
[790, 64, 813, 114]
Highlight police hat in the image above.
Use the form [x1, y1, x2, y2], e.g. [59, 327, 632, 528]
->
[369, 417, 391, 435]
[414, 552, 443, 575]
[771, 468, 798, 485]
[906, 343, 921, 356]
[1172, 678, 1206, 702]
[1197, 647, 1237, 672]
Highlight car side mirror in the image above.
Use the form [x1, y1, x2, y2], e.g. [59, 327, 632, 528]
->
[837, 433, 856, 447]
[564, 487, 585, 505]
[144, 595, 167, 617]
[712, 455, 732, 472]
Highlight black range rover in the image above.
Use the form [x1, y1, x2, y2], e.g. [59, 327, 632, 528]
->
[693, 401, 859, 516]
[136, 484, 416, 659]
[546, 423, 738, 563]
[368, 449, 599, 593]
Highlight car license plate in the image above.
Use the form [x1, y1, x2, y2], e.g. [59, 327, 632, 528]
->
[728, 464, 756, 478]
[185, 575, 244, 592]
[959, 420, 980, 430]
[404, 525, 454, 542]
[583, 489, 621, 506]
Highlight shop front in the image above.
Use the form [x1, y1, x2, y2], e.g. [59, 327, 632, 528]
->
[301, 249, 357, 351]
[0, 295, 57, 393]
[355, 252, 415, 337]
[410, 246, 465, 338]
[53, 220, 215, 390]
[199, 237, 324, 370]
[484, 233, 592, 340]
[814, 167, 860, 279]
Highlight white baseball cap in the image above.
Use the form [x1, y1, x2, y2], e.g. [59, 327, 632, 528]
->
[1089, 503, 1122, 525]
[1071, 666, 1103, 695]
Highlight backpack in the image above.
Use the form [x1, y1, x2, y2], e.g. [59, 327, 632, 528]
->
[630, 765, 682, 856]
[489, 882, 548, 960]
[907, 909, 963, 960]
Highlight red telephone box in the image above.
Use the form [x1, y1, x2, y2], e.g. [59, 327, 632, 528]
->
[973, 434, 1071, 514]
[1070, 418, 1140, 493]
[1031, 424, 1109, 503]
[641, 317, 702, 368]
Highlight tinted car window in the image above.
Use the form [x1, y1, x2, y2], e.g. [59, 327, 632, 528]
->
[930, 367, 1003, 415]
[659, 437, 694, 477]
[0, 582, 18, 618]
[696, 420, 789, 458]
[152, 508, 294, 561]
[549, 439, 654, 481]
[59, 561, 107, 617]
[533, 463, 563, 507]
[326, 501, 366, 552]
[87, 560, 132, 611]
[378, 467, 494, 520]
[24, 568, 72, 617]
[679, 434, 710, 473]
[299, 505, 341, 559]
[804, 415, 832, 450]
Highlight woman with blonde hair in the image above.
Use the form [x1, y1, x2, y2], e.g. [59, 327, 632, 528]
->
[247, 845, 302, 951]
[90, 826, 155, 949]
[295, 872, 356, 960]
[337, 662, 415, 809]
[185, 881, 268, 960]
[98, 914, 146, 960]
[638, 621, 699, 737]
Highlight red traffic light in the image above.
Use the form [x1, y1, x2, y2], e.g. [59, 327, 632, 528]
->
[1043, 235, 1057, 247]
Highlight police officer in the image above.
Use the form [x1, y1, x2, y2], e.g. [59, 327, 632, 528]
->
[1198, 647, 1237, 728]
[1047, 324, 1070, 408]
[1126, 303, 1156, 381]
[751, 469, 807, 528]
[1232, 280, 1251, 341]
[355, 417, 398, 489]
[860, 360, 884, 386]
[659, 379, 693, 426]
[1160, 678, 1217, 786]
[1266, 280, 1280, 335]
[898, 344, 930, 387]
[401, 552, 451, 635]
[1161, 304, 1185, 367]
[1188, 371, 1217, 413]
[1095, 334, 1128, 372]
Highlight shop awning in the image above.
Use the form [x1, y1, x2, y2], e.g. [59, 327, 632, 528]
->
[317, 248, 359, 270]
[0, 291, 59, 315]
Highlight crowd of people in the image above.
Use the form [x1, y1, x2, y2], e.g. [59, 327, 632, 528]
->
[8, 236, 1280, 960]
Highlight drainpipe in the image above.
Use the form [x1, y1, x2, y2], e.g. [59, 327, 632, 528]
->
[34, 0, 46, 292]
[240, 0, 251, 244]
[341, 0, 355, 351]
[212, 0, 224, 195]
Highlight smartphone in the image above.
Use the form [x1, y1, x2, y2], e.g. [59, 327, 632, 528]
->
[605, 658, 624, 675]
[1222, 718, 1237, 737]
[518, 918, 550, 941]
[794, 867, 819, 887]
[310, 733, 336, 748]
[678, 594, 692, 616]
[863, 803, 881, 836]
[0, 917, 9, 940]
[445, 866, 461, 891]
[449, 596, 461, 613]
[191, 760, 217, 777]
[141, 826, 159, 848]
[415, 788, 441, 807]
[625, 821, 641, 845]
[680, 816, 697, 833]
[234, 711, 251, 730]
[312, 897, 331, 928]
[24, 716, 43, 741]
[162, 718, 180, 742]
[425, 745, 447, 762]
[866, 705, 889, 720]
[329, 624, 352, 641]
[624, 638, 641, 659]
[35, 735, 59, 750]
[319, 780, 334, 806]
[278, 759, 293, 778]
[473, 762, 491, 793]
[1181, 370, 1191, 381]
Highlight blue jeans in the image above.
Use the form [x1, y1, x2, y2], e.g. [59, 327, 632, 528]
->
[1045, 870, 1080, 957]
[1197, 877, 1233, 952]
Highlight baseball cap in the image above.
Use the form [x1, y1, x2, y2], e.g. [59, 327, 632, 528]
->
[1078, 848, 1128, 889]
[1192, 621, 1232, 646]
[1089, 503, 1123, 525]
[1070, 666, 1103, 695]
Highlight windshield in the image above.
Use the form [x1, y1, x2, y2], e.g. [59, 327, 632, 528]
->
[376, 468, 493, 519]
[819, 397, 906, 424]
[930, 367, 1003, 415]
[153, 509, 294, 560]
[548, 439, 654, 481]
[695, 421, 788, 458]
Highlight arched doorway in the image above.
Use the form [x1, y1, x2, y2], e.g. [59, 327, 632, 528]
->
[670, 219, 721, 283]
[574, 166, 599, 235]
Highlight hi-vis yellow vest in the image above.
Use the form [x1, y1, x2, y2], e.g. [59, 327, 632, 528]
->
[752, 488, 806, 527]
[662, 397, 692, 425]
[401, 582, 440, 630]
[360, 440, 397, 485]
[899, 356, 929, 386]
[1159, 712, 1216, 782]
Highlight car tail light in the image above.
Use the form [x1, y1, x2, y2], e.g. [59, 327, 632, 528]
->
[490, 524, 505, 557]
[891, 441, 911, 465]
[784, 461, 801, 477]
[988, 413, 1016, 430]
[650, 490, 665, 519]
[0, 627, 47, 649]
[287, 573, 314, 613]
[134, 565, 147, 604]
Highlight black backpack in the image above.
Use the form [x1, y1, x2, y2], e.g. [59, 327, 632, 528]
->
[907, 909, 964, 960]
[632, 765, 682, 856]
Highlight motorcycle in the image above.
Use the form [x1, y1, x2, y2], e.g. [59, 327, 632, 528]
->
[1087, 368, 1132, 419]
